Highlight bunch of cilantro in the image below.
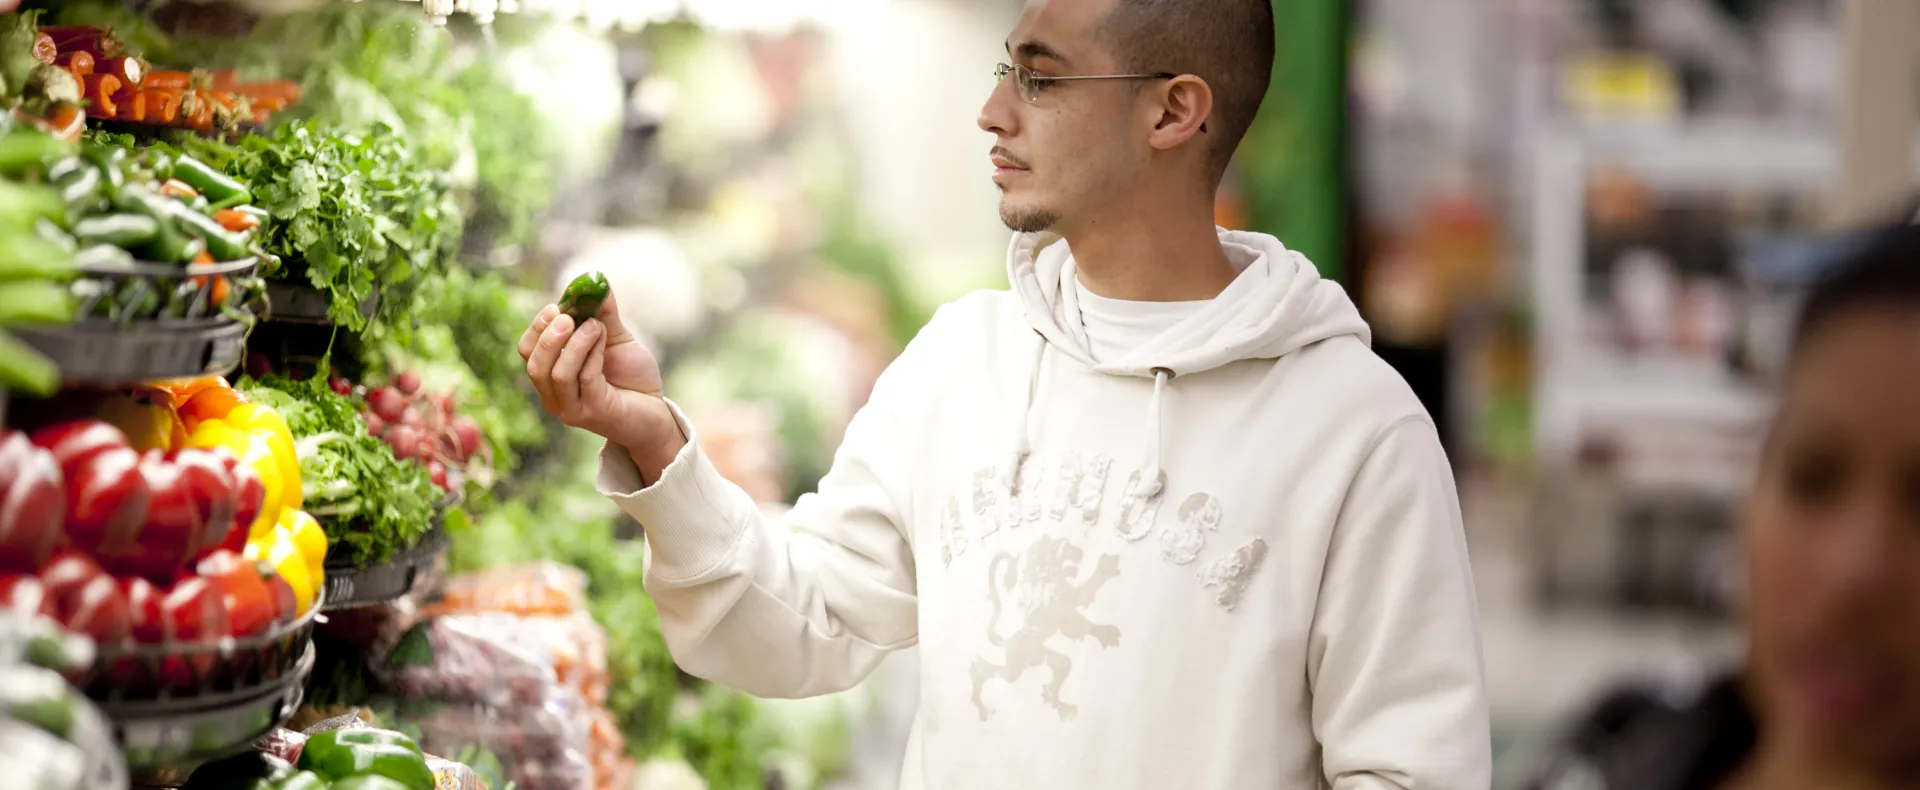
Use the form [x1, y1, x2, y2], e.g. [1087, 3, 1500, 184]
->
[241, 372, 440, 565]
[191, 121, 462, 332]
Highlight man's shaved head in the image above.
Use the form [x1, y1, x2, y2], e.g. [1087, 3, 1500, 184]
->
[1101, 0, 1275, 176]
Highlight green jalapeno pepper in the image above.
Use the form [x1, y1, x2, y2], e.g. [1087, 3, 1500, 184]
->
[559, 270, 610, 323]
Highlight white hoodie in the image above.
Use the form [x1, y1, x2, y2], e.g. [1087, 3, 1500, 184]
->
[599, 229, 1491, 790]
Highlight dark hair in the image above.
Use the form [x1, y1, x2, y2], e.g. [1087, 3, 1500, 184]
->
[1101, 0, 1275, 177]
[1792, 223, 1920, 356]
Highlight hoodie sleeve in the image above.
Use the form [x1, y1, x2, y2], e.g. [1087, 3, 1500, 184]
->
[594, 317, 941, 700]
[1309, 417, 1491, 790]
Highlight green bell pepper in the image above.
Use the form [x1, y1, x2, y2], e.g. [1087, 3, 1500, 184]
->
[559, 270, 610, 323]
[327, 777, 412, 790]
[273, 770, 329, 790]
[296, 729, 435, 790]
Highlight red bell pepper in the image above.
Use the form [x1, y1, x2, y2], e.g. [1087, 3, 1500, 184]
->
[264, 570, 297, 626]
[0, 432, 64, 572]
[171, 449, 239, 555]
[46, 565, 132, 645]
[194, 550, 274, 637]
[0, 574, 57, 619]
[122, 576, 162, 642]
[219, 461, 265, 556]
[32, 422, 149, 556]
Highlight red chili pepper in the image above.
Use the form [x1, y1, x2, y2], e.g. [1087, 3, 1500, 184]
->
[0, 574, 57, 620]
[194, 550, 274, 637]
[0, 432, 64, 572]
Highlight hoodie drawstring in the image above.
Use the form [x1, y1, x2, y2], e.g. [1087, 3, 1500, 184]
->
[1138, 368, 1171, 500]
[1002, 333, 1048, 493]
[1003, 337, 1175, 502]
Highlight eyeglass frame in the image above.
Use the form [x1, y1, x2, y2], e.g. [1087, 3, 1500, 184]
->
[992, 63, 1206, 132]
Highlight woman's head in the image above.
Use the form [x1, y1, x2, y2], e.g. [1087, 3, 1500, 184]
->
[1745, 224, 1920, 769]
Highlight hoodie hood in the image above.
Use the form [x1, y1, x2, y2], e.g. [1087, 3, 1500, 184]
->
[998, 228, 1371, 501]
[1008, 228, 1371, 378]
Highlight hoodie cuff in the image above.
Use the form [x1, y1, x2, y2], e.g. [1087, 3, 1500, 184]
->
[595, 398, 753, 582]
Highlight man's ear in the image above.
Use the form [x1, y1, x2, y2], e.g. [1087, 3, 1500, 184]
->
[1146, 74, 1213, 152]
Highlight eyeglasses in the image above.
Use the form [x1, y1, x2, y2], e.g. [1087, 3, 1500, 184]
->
[993, 62, 1178, 103]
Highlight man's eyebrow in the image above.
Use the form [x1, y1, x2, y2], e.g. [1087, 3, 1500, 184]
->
[1006, 39, 1072, 68]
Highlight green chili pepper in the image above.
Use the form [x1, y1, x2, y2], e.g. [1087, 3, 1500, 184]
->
[167, 203, 249, 261]
[56, 165, 101, 210]
[0, 130, 75, 179]
[138, 149, 175, 182]
[73, 244, 135, 271]
[172, 155, 250, 204]
[72, 214, 158, 249]
[81, 144, 126, 195]
[112, 186, 197, 264]
[559, 270, 610, 323]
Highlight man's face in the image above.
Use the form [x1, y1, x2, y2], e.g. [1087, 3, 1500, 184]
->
[978, 0, 1145, 234]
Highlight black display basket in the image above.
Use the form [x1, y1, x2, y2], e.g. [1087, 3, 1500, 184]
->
[79, 589, 322, 708]
[14, 256, 260, 383]
[116, 643, 312, 786]
[264, 281, 378, 325]
[322, 527, 450, 612]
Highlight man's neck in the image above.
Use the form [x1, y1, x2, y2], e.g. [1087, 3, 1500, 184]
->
[1064, 203, 1238, 302]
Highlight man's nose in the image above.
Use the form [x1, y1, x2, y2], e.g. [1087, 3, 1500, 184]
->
[978, 76, 1017, 135]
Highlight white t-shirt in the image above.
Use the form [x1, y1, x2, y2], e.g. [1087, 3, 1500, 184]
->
[1071, 278, 1212, 363]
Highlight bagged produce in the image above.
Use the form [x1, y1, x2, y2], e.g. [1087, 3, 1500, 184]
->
[426, 561, 586, 617]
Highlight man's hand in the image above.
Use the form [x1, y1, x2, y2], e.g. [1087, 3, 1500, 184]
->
[519, 292, 685, 479]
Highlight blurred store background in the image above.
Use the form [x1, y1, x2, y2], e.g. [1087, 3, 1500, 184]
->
[5, 0, 1915, 788]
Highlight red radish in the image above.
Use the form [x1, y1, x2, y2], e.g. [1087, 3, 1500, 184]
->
[427, 461, 449, 491]
[399, 406, 423, 428]
[434, 392, 456, 418]
[367, 387, 407, 423]
[329, 376, 352, 396]
[395, 371, 423, 396]
[362, 412, 386, 437]
[450, 417, 483, 462]
[385, 425, 423, 461]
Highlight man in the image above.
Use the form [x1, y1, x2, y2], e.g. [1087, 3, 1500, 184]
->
[521, 0, 1491, 787]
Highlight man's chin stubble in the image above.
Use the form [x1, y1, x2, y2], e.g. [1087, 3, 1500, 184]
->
[999, 202, 1058, 234]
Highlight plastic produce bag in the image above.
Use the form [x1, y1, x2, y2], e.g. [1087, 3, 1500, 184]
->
[427, 561, 587, 617]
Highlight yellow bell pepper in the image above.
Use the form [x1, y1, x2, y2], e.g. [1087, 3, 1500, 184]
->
[280, 509, 328, 582]
[184, 419, 285, 538]
[225, 403, 303, 512]
[245, 523, 315, 616]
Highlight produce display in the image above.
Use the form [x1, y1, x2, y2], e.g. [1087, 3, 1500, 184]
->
[0, 611, 125, 790]
[0, 1, 877, 787]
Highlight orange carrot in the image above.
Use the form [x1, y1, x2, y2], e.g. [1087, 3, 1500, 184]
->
[95, 56, 144, 86]
[212, 209, 260, 233]
[159, 179, 199, 199]
[144, 90, 182, 123]
[142, 70, 193, 91]
[81, 73, 121, 119]
[43, 103, 85, 143]
[55, 51, 93, 79]
[117, 91, 146, 123]
[32, 33, 56, 65]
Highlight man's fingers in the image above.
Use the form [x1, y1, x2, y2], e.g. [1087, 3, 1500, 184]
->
[525, 313, 574, 409]
[550, 320, 601, 416]
[517, 305, 560, 361]
[595, 292, 637, 345]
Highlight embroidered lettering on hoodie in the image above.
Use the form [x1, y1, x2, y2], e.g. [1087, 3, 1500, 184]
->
[1160, 493, 1220, 565]
[940, 496, 968, 567]
[971, 467, 1001, 539]
[1048, 452, 1111, 531]
[1200, 538, 1270, 612]
[1019, 462, 1045, 525]
[971, 536, 1122, 721]
[1114, 469, 1167, 541]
